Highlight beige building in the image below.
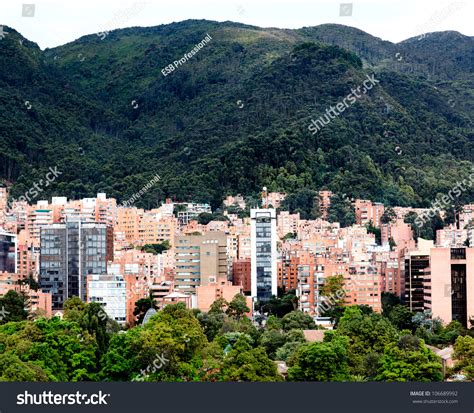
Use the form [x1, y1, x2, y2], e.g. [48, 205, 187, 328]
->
[175, 231, 228, 295]
[116, 207, 177, 247]
[277, 211, 300, 239]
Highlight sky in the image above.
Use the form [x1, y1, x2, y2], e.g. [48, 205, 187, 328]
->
[0, 0, 472, 49]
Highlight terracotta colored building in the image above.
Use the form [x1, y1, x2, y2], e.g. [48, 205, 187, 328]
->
[232, 258, 251, 294]
[354, 199, 385, 227]
[196, 281, 244, 312]
[278, 253, 299, 292]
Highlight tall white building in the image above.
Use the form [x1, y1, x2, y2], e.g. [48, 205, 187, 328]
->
[250, 208, 277, 301]
[87, 274, 127, 325]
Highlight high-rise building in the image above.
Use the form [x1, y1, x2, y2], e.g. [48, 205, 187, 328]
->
[39, 221, 108, 309]
[174, 231, 228, 295]
[0, 231, 16, 273]
[250, 208, 277, 301]
[404, 239, 433, 312]
[425, 247, 474, 327]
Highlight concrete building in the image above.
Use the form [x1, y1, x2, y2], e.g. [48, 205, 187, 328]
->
[17, 230, 40, 279]
[116, 207, 177, 247]
[277, 211, 300, 239]
[0, 231, 16, 274]
[425, 247, 474, 327]
[196, 281, 244, 312]
[264, 192, 286, 209]
[174, 231, 227, 295]
[232, 258, 251, 294]
[39, 221, 108, 309]
[87, 274, 127, 325]
[404, 239, 433, 312]
[251, 208, 277, 301]
[355, 199, 385, 227]
[436, 226, 467, 248]
[278, 252, 299, 292]
[177, 203, 211, 226]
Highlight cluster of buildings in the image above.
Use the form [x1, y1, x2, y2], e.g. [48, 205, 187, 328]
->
[0, 185, 473, 328]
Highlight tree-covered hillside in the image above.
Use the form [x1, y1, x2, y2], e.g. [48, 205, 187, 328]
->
[0, 20, 472, 208]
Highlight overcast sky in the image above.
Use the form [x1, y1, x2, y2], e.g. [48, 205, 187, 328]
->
[0, 0, 472, 49]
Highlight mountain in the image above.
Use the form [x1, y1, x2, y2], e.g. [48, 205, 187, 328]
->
[0, 20, 472, 208]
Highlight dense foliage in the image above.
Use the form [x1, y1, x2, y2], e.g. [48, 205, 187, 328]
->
[0, 22, 472, 209]
[1, 291, 472, 382]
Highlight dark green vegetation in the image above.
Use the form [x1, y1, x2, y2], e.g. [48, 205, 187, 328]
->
[139, 240, 171, 255]
[0, 21, 473, 208]
[1, 290, 473, 382]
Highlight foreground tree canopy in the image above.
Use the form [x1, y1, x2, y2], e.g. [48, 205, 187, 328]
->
[2, 291, 470, 382]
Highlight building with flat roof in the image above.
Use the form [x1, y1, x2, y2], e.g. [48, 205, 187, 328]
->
[232, 258, 251, 294]
[250, 208, 277, 302]
[174, 231, 228, 295]
[87, 274, 127, 325]
[425, 247, 474, 327]
[39, 221, 108, 309]
[404, 239, 433, 312]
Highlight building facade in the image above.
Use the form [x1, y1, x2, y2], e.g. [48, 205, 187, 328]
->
[425, 247, 474, 327]
[39, 221, 108, 309]
[0, 231, 16, 273]
[250, 209, 277, 301]
[174, 231, 228, 295]
[87, 274, 127, 325]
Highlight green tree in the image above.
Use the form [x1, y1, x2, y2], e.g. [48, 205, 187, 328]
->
[222, 335, 281, 381]
[258, 289, 298, 318]
[376, 335, 443, 381]
[319, 274, 345, 321]
[196, 312, 225, 342]
[453, 335, 474, 379]
[281, 311, 316, 331]
[327, 194, 355, 227]
[133, 295, 156, 325]
[140, 241, 171, 255]
[336, 307, 398, 377]
[380, 206, 396, 224]
[63, 296, 87, 323]
[381, 292, 401, 317]
[280, 188, 320, 220]
[226, 294, 249, 320]
[0, 290, 28, 323]
[80, 302, 109, 358]
[0, 353, 49, 381]
[259, 329, 286, 359]
[387, 305, 416, 332]
[287, 335, 351, 381]
[366, 220, 381, 245]
[209, 297, 228, 314]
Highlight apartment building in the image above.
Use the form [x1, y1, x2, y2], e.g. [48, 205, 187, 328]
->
[174, 231, 228, 295]
[354, 199, 385, 227]
[87, 274, 127, 325]
[425, 247, 474, 327]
